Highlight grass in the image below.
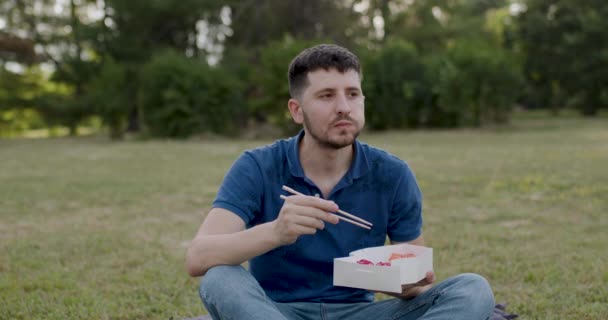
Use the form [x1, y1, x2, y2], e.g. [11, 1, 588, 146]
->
[1, 111, 606, 319]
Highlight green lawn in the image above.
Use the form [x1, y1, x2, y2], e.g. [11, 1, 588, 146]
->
[1, 112, 607, 319]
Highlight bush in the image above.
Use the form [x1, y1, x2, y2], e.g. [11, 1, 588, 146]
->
[361, 39, 522, 129]
[140, 50, 244, 138]
[435, 41, 523, 126]
[362, 40, 434, 130]
[250, 37, 319, 135]
[86, 59, 131, 139]
[0, 108, 45, 137]
[35, 92, 91, 135]
[0, 68, 87, 136]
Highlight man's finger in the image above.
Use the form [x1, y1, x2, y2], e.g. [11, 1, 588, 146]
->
[415, 272, 434, 286]
[291, 215, 325, 230]
[293, 224, 317, 236]
[283, 194, 339, 213]
[284, 199, 339, 223]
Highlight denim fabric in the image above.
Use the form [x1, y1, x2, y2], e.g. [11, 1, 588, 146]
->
[199, 265, 495, 320]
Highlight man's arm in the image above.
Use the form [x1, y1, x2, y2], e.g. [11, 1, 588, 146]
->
[380, 160, 429, 298]
[185, 195, 339, 277]
[185, 208, 281, 277]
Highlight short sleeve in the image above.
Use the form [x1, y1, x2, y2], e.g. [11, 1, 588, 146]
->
[212, 151, 264, 226]
[387, 163, 423, 242]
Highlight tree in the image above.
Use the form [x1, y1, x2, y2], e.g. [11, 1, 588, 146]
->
[223, 0, 360, 50]
[217, 1, 367, 130]
[139, 50, 244, 138]
[1, 0, 228, 138]
[517, 0, 608, 115]
[90, 0, 226, 136]
[362, 40, 433, 129]
[362, 0, 509, 50]
[435, 40, 523, 127]
[0, 0, 99, 134]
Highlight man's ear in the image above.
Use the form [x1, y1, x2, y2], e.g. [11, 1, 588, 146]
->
[288, 98, 304, 124]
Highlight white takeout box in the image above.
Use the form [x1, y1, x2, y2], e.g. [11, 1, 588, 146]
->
[333, 243, 433, 293]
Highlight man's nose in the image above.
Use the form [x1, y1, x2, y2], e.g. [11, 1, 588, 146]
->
[335, 92, 352, 114]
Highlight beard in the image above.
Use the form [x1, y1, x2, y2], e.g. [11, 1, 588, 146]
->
[302, 111, 361, 149]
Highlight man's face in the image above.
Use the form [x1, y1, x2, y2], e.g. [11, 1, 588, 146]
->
[294, 68, 365, 149]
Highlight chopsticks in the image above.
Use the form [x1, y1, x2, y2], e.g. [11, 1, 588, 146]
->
[280, 185, 373, 230]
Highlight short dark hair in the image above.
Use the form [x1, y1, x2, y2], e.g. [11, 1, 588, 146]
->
[288, 44, 361, 98]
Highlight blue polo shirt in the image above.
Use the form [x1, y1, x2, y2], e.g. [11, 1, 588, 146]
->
[212, 131, 423, 303]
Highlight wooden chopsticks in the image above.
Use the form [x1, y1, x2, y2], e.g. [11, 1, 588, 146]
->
[280, 185, 373, 230]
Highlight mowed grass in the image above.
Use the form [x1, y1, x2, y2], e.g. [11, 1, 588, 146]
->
[1, 112, 606, 319]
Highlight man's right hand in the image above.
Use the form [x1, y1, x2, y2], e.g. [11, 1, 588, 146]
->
[272, 195, 340, 245]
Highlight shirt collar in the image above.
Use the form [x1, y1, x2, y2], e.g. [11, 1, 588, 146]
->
[286, 130, 370, 181]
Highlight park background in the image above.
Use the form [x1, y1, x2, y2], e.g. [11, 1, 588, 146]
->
[0, 0, 606, 319]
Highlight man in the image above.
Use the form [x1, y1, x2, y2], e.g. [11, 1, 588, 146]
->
[186, 44, 495, 319]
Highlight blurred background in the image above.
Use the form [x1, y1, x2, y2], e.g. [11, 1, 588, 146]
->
[1, 1, 607, 320]
[1, 0, 606, 139]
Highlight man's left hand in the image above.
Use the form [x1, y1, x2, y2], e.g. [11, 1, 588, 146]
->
[376, 271, 435, 300]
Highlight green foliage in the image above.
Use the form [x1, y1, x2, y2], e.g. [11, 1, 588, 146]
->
[384, 0, 509, 53]
[517, 0, 608, 115]
[49, 56, 100, 92]
[102, 0, 224, 61]
[362, 40, 433, 130]
[1, 0, 606, 137]
[85, 58, 131, 139]
[0, 108, 45, 137]
[224, 1, 359, 50]
[34, 92, 91, 135]
[0, 67, 90, 136]
[0, 67, 41, 110]
[435, 41, 523, 126]
[140, 50, 244, 138]
[362, 39, 522, 129]
[247, 38, 318, 134]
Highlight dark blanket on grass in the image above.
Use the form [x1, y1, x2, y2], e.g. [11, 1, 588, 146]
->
[185, 303, 518, 320]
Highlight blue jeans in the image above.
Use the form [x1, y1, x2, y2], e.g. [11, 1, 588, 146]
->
[199, 265, 495, 320]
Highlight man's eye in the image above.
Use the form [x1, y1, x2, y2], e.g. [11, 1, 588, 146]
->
[320, 94, 332, 99]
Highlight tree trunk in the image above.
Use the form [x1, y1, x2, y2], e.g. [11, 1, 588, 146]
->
[69, 124, 78, 136]
[581, 104, 598, 117]
[109, 116, 124, 140]
[126, 106, 139, 132]
[581, 91, 599, 117]
[125, 67, 140, 133]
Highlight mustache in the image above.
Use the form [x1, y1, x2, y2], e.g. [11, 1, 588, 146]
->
[330, 116, 355, 125]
